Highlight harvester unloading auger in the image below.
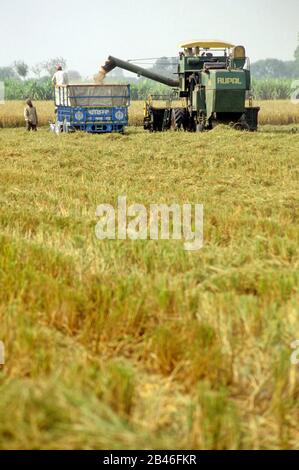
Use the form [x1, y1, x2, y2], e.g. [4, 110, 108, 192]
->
[100, 40, 260, 132]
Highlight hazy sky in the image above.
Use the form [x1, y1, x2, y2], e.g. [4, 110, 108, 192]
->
[1, 0, 298, 76]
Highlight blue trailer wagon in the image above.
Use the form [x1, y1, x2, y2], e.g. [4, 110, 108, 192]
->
[52, 84, 130, 134]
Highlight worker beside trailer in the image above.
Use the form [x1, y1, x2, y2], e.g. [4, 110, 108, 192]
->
[24, 99, 38, 131]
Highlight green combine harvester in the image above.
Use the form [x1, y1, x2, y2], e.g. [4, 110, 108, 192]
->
[102, 40, 260, 132]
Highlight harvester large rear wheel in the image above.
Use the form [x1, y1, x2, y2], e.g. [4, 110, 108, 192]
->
[196, 123, 205, 132]
[171, 108, 187, 131]
[232, 121, 250, 131]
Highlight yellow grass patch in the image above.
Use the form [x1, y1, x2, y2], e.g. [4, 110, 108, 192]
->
[0, 100, 299, 129]
[0, 121, 298, 449]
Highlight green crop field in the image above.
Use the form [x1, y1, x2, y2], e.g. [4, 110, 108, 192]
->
[0, 112, 298, 449]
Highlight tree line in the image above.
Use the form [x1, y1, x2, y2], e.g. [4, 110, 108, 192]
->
[2, 76, 296, 101]
[251, 38, 299, 79]
[1, 35, 299, 101]
[0, 57, 81, 82]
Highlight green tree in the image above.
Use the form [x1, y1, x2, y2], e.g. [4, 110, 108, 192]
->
[0, 67, 18, 80]
[251, 59, 295, 79]
[151, 57, 178, 77]
[14, 61, 29, 80]
[31, 63, 44, 78]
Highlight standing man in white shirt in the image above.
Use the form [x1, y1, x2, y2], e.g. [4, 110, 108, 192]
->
[52, 65, 69, 105]
[52, 65, 69, 86]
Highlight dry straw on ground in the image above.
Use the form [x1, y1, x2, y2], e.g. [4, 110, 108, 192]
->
[0, 123, 298, 449]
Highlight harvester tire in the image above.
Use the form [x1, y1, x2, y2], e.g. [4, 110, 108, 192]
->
[233, 120, 250, 131]
[196, 123, 205, 132]
[172, 108, 187, 131]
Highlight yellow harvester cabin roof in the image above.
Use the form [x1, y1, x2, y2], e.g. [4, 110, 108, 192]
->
[179, 40, 235, 49]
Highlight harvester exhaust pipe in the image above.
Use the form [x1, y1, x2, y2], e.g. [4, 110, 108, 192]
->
[101, 56, 180, 88]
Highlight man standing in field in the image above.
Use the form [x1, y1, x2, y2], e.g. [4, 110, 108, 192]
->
[24, 99, 38, 131]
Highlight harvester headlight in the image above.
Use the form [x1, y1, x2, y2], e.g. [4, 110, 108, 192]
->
[115, 110, 124, 120]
